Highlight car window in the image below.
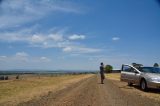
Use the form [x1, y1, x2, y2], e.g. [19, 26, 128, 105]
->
[141, 68, 151, 73]
[123, 65, 136, 73]
[155, 68, 160, 73]
[130, 67, 136, 73]
[141, 67, 160, 73]
[123, 65, 130, 72]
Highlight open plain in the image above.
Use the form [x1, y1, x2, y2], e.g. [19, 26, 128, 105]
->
[0, 73, 160, 106]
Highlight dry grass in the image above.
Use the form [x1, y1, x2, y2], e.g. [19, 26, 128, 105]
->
[0, 74, 93, 105]
[105, 73, 120, 81]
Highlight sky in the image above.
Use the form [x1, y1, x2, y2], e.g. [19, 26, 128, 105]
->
[0, 0, 160, 71]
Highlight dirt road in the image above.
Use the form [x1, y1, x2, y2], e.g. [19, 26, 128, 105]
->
[18, 75, 160, 106]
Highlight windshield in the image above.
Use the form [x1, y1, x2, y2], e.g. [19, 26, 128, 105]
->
[140, 67, 160, 73]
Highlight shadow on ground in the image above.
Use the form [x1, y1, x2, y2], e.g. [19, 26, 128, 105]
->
[120, 84, 160, 94]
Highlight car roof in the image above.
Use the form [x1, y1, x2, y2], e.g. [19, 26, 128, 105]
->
[123, 64, 159, 69]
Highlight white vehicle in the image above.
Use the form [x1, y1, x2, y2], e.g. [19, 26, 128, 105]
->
[121, 64, 160, 91]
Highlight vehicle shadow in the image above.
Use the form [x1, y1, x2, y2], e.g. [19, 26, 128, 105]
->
[131, 85, 160, 94]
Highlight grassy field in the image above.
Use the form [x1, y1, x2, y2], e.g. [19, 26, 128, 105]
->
[105, 73, 120, 81]
[0, 74, 92, 105]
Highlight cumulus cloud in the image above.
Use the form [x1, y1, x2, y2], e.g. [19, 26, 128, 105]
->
[0, 26, 101, 54]
[112, 37, 120, 41]
[68, 34, 85, 40]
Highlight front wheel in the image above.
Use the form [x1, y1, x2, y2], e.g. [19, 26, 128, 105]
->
[140, 79, 148, 91]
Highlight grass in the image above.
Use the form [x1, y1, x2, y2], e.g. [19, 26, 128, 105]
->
[0, 74, 92, 105]
[105, 73, 120, 81]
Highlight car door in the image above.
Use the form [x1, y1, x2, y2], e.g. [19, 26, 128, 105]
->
[127, 67, 137, 83]
[127, 67, 140, 84]
[121, 65, 131, 82]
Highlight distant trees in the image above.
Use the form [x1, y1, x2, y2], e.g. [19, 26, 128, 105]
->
[105, 65, 113, 73]
[0, 76, 8, 80]
[0, 76, 5, 80]
[153, 63, 159, 67]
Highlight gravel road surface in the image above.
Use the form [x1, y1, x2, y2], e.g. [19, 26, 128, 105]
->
[18, 75, 160, 106]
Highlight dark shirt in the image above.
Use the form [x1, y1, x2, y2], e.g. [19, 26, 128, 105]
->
[100, 65, 104, 74]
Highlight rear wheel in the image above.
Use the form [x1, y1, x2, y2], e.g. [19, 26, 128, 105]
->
[140, 79, 148, 91]
[128, 82, 133, 86]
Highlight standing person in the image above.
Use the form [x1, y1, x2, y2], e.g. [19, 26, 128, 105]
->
[100, 62, 105, 84]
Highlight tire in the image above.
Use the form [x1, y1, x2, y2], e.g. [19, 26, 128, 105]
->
[128, 82, 133, 86]
[140, 79, 148, 91]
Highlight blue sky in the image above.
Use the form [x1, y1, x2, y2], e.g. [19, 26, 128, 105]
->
[0, 0, 160, 70]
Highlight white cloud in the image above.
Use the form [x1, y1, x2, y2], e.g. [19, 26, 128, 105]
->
[40, 57, 51, 62]
[40, 57, 47, 60]
[0, 0, 82, 28]
[0, 52, 52, 69]
[0, 27, 65, 45]
[76, 47, 101, 53]
[13, 52, 29, 62]
[63, 47, 72, 52]
[0, 32, 26, 42]
[0, 25, 39, 42]
[62, 46, 101, 54]
[0, 26, 100, 54]
[48, 34, 63, 42]
[112, 37, 120, 41]
[68, 34, 85, 40]
[0, 56, 7, 62]
[31, 35, 45, 43]
[0, 56, 7, 58]
[15, 52, 29, 57]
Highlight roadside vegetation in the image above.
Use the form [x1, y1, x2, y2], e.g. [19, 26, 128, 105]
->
[0, 74, 93, 106]
[104, 65, 113, 73]
[105, 73, 120, 81]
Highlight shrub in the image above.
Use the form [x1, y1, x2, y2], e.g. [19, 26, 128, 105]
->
[154, 63, 159, 67]
[105, 65, 113, 73]
[5, 76, 8, 80]
[16, 75, 19, 79]
[0, 76, 5, 80]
